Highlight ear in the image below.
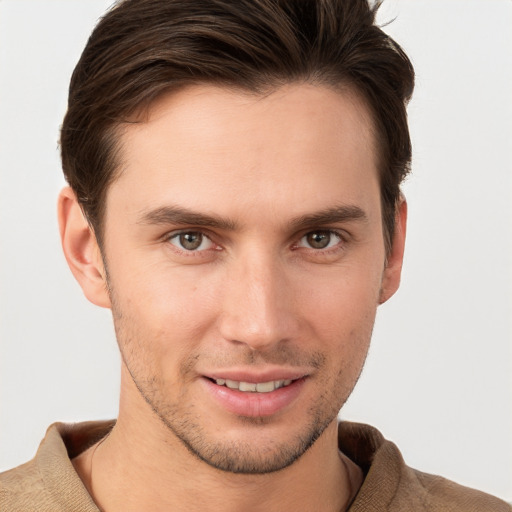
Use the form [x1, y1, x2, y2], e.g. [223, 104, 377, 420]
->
[379, 196, 407, 304]
[58, 187, 111, 309]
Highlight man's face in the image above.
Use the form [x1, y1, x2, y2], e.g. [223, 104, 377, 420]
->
[98, 84, 401, 473]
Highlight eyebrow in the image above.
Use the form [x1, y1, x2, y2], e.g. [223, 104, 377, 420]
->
[288, 205, 368, 231]
[137, 204, 368, 231]
[138, 206, 238, 230]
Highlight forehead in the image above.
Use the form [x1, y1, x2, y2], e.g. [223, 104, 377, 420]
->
[107, 83, 380, 227]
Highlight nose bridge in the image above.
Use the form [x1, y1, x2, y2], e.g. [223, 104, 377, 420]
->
[219, 247, 295, 350]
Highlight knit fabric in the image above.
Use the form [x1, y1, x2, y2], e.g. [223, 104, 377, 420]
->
[1, 420, 509, 511]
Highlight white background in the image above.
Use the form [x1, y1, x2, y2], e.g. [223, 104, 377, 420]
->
[1, 0, 511, 502]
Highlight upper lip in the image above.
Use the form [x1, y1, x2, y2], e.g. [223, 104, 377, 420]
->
[202, 367, 309, 383]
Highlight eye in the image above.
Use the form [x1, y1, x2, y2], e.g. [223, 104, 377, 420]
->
[298, 230, 342, 250]
[168, 231, 214, 251]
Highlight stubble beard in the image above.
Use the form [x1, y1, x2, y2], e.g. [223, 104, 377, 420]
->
[121, 346, 365, 475]
[109, 287, 370, 475]
[145, 381, 342, 475]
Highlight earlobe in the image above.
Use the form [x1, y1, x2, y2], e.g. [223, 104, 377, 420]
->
[58, 187, 111, 309]
[379, 197, 407, 305]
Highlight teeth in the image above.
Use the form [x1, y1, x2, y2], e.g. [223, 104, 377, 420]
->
[256, 381, 275, 393]
[214, 378, 294, 393]
[225, 379, 238, 389]
[239, 382, 257, 392]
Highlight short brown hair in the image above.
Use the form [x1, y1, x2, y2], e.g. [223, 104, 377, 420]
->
[60, 0, 414, 250]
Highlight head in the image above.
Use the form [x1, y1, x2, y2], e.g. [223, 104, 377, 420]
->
[58, 0, 414, 475]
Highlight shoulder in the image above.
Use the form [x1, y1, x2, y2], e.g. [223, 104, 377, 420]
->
[338, 421, 511, 512]
[0, 457, 52, 512]
[411, 469, 512, 512]
[0, 421, 113, 512]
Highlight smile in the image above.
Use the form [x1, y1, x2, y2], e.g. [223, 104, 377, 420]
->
[204, 376, 306, 417]
[213, 378, 293, 393]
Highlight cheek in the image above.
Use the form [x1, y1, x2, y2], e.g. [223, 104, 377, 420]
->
[296, 264, 381, 379]
[118, 256, 220, 319]
[299, 263, 382, 331]
[109, 264, 222, 370]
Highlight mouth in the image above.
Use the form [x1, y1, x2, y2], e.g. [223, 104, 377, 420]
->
[202, 374, 307, 417]
[208, 378, 295, 393]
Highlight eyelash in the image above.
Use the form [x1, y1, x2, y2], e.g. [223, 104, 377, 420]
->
[165, 230, 220, 256]
[293, 230, 346, 253]
[163, 229, 348, 257]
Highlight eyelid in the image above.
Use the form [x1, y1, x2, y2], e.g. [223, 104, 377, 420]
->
[163, 228, 213, 241]
[293, 228, 348, 251]
[164, 229, 221, 254]
[161, 227, 348, 255]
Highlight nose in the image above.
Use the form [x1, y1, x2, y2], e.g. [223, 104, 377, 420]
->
[217, 250, 299, 351]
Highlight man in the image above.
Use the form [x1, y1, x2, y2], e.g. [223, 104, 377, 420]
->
[0, 0, 510, 510]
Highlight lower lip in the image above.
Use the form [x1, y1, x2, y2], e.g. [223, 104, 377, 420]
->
[202, 378, 305, 417]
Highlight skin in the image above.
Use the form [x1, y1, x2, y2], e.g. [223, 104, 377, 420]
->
[60, 83, 407, 512]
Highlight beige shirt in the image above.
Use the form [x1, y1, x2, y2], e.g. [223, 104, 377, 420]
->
[1, 420, 509, 511]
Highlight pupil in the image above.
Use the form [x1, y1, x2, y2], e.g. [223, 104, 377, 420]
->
[307, 231, 330, 249]
[180, 232, 202, 250]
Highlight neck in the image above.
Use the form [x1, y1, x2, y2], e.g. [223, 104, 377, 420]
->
[73, 381, 362, 512]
